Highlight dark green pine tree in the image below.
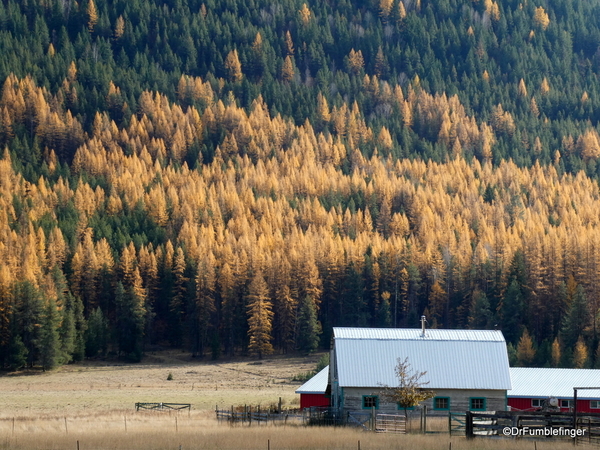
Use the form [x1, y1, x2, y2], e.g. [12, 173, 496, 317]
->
[59, 293, 86, 363]
[58, 295, 76, 364]
[39, 297, 61, 371]
[296, 295, 321, 355]
[115, 282, 146, 362]
[85, 307, 109, 358]
[501, 280, 524, 345]
[13, 281, 44, 367]
[71, 294, 87, 361]
[468, 291, 493, 329]
[561, 285, 589, 350]
[341, 262, 367, 326]
[377, 292, 392, 327]
[6, 334, 28, 371]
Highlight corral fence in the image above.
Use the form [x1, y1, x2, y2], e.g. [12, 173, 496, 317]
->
[215, 405, 302, 425]
[135, 402, 191, 411]
[302, 408, 405, 433]
[463, 411, 600, 446]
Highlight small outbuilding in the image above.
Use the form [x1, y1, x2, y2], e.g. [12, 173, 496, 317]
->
[330, 327, 512, 415]
[295, 365, 330, 409]
[508, 367, 600, 413]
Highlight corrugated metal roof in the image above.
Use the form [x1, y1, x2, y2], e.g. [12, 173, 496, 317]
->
[295, 366, 329, 394]
[509, 368, 600, 399]
[333, 327, 511, 390]
[333, 327, 506, 342]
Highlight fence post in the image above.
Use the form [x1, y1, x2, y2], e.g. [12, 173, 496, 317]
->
[465, 411, 473, 439]
[371, 406, 375, 431]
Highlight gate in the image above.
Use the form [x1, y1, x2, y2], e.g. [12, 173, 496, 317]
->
[376, 414, 406, 434]
[347, 412, 372, 430]
[449, 412, 467, 436]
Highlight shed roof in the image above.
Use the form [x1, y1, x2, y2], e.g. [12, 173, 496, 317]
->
[508, 367, 600, 399]
[295, 365, 329, 395]
[333, 327, 511, 390]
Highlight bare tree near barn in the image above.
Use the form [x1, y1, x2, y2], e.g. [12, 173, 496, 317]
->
[381, 357, 435, 423]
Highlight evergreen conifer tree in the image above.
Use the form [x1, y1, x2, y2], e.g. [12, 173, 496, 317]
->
[296, 295, 321, 355]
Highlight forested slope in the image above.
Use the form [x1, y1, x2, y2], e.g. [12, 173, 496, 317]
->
[1, 0, 600, 369]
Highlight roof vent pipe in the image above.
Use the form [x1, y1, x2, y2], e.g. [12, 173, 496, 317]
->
[420, 315, 427, 337]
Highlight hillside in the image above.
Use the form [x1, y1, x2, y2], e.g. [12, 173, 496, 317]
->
[1, 0, 600, 370]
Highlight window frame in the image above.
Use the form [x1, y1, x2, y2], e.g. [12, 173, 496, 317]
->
[469, 397, 486, 411]
[433, 396, 450, 411]
[591, 400, 600, 409]
[531, 399, 543, 408]
[362, 395, 379, 410]
[560, 399, 573, 408]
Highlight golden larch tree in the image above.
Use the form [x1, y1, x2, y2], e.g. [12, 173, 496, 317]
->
[114, 15, 125, 40]
[540, 77, 550, 95]
[534, 6, 550, 30]
[573, 336, 589, 368]
[246, 271, 274, 359]
[346, 49, 364, 74]
[517, 328, 536, 366]
[551, 337, 561, 367]
[87, 0, 98, 32]
[281, 56, 295, 83]
[518, 78, 528, 98]
[285, 31, 294, 55]
[225, 49, 243, 83]
[299, 3, 311, 25]
[379, 0, 394, 21]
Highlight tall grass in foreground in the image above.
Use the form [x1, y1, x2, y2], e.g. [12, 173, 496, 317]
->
[0, 411, 581, 450]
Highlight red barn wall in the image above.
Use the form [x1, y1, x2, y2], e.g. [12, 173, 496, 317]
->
[300, 394, 329, 409]
[508, 398, 598, 413]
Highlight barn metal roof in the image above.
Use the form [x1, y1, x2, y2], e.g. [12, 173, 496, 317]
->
[509, 368, 600, 399]
[333, 327, 506, 342]
[333, 327, 511, 390]
[295, 365, 329, 394]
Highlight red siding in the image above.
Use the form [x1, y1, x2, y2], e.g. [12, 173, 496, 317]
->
[300, 394, 329, 409]
[508, 398, 534, 411]
[508, 398, 599, 413]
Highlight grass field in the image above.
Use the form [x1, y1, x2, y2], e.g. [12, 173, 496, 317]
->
[0, 351, 320, 416]
[0, 352, 584, 449]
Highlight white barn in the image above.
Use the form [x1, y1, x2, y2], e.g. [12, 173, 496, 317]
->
[330, 327, 512, 414]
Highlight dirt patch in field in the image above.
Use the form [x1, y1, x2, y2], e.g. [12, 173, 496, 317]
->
[0, 351, 326, 417]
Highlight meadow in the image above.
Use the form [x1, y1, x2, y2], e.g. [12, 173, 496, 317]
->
[0, 353, 582, 450]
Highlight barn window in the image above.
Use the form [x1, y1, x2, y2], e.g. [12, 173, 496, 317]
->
[470, 398, 486, 411]
[591, 401, 600, 409]
[532, 399, 543, 408]
[362, 395, 379, 409]
[560, 400, 573, 408]
[433, 397, 450, 410]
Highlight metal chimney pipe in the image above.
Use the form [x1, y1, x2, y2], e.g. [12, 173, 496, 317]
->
[420, 315, 426, 337]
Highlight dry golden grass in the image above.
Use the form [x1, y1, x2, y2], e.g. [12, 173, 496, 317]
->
[0, 351, 321, 417]
[0, 353, 585, 449]
[0, 413, 582, 450]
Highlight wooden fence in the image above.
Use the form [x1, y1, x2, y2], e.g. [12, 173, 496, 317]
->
[135, 402, 191, 411]
[463, 410, 600, 446]
[215, 405, 302, 425]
